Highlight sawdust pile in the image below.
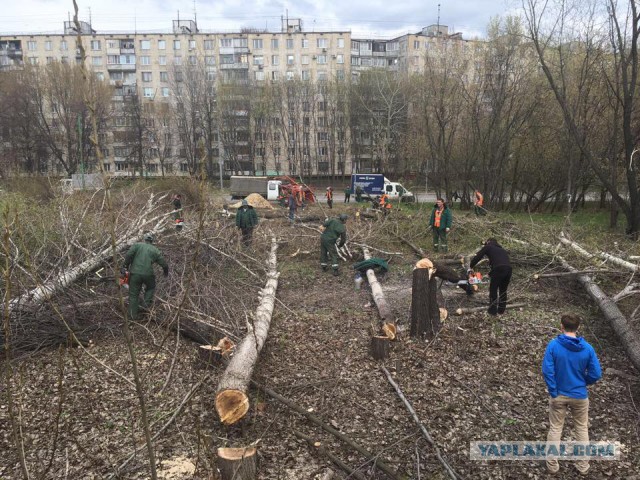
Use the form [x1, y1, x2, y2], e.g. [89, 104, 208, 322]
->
[231, 193, 274, 209]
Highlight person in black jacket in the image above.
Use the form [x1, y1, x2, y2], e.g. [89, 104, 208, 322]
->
[469, 238, 512, 315]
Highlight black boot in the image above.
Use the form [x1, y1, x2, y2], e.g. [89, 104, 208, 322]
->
[333, 269, 340, 276]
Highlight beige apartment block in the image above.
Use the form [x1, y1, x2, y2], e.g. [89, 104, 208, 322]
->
[1, 19, 473, 177]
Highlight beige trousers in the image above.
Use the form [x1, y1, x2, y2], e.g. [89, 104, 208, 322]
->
[546, 395, 590, 473]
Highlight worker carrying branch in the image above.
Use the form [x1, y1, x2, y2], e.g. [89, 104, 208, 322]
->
[473, 190, 486, 216]
[320, 213, 348, 276]
[122, 233, 169, 319]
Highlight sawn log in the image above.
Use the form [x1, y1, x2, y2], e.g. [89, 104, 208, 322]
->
[215, 237, 279, 425]
[362, 247, 393, 321]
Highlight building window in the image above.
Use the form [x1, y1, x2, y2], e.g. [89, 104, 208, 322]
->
[46, 57, 53, 64]
[301, 38, 309, 48]
[91, 40, 101, 51]
[162, 87, 170, 97]
[205, 55, 216, 65]
[317, 71, 327, 82]
[61, 56, 69, 63]
[351, 41, 359, 50]
[174, 56, 182, 65]
[159, 56, 167, 65]
[140, 40, 151, 50]
[27, 41, 37, 51]
[204, 39, 214, 50]
[317, 54, 327, 64]
[253, 55, 264, 65]
[107, 40, 118, 49]
[271, 38, 279, 49]
[286, 71, 294, 80]
[255, 71, 265, 81]
[29, 57, 38, 65]
[317, 38, 328, 48]
[206, 70, 216, 81]
[60, 40, 68, 51]
[271, 55, 279, 66]
[233, 38, 248, 47]
[159, 71, 168, 82]
[158, 40, 166, 50]
[221, 54, 234, 64]
[287, 54, 294, 65]
[336, 69, 345, 80]
[271, 71, 278, 81]
[143, 87, 154, 98]
[140, 56, 151, 65]
[180, 163, 189, 172]
[189, 40, 196, 50]
[318, 146, 327, 156]
[220, 38, 232, 47]
[253, 39, 263, 49]
[351, 56, 360, 65]
[173, 40, 181, 50]
[142, 72, 152, 82]
[301, 70, 310, 81]
[189, 55, 196, 65]
[286, 38, 294, 49]
[414, 40, 420, 49]
[92, 56, 102, 66]
[338, 38, 344, 48]
[336, 54, 344, 64]
[301, 55, 309, 65]
[44, 40, 52, 51]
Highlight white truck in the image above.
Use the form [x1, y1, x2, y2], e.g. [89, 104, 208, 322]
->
[230, 176, 282, 200]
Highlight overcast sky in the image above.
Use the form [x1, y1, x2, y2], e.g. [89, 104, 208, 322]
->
[0, 0, 524, 39]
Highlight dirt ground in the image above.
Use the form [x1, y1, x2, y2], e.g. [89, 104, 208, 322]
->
[1, 203, 639, 479]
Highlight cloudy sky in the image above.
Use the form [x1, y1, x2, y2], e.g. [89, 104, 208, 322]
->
[0, 0, 524, 39]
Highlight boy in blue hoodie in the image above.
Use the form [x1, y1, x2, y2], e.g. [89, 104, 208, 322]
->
[542, 313, 602, 475]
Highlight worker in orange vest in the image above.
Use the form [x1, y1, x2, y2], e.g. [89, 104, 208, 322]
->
[379, 193, 392, 215]
[474, 190, 486, 216]
[326, 187, 334, 209]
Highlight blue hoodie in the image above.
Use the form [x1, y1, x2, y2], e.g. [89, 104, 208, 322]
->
[542, 334, 602, 399]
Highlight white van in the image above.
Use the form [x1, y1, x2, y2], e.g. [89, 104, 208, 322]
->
[383, 178, 415, 202]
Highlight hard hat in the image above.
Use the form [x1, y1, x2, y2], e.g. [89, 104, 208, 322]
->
[144, 233, 155, 243]
[339, 213, 348, 222]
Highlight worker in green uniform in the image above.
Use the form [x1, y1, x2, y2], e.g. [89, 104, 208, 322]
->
[236, 199, 259, 247]
[123, 233, 169, 319]
[428, 198, 452, 252]
[320, 213, 348, 276]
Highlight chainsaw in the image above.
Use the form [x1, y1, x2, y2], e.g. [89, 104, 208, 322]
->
[467, 271, 483, 285]
[119, 268, 130, 289]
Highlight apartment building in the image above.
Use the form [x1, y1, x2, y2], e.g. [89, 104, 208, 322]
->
[0, 18, 470, 177]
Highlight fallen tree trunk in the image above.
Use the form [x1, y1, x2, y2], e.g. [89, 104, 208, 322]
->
[9, 207, 170, 312]
[454, 303, 526, 316]
[381, 367, 459, 480]
[559, 233, 639, 274]
[362, 247, 393, 321]
[558, 256, 640, 373]
[215, 237, 279, 425]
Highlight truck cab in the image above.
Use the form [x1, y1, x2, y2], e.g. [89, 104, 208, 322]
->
[383, 179, 414, 202]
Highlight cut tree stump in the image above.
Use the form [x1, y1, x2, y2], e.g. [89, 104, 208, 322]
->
[371, 335, 390, 360]
[217, 447, 257, 480]
[215, 237, 279, 425]
[410, 260, 441, 339]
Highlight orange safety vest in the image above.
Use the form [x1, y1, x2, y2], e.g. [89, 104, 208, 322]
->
[475, 191, 484, 207]
[326, 190, 333, 200]
[434, 208, 443, 227]
[379, 194, 387, 206]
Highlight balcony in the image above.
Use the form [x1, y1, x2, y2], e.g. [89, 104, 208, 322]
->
[219, 62, 249, 70]
[107, 63, 136, 71]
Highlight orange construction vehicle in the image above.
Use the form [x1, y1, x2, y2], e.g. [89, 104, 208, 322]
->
[275, 176, 316, 204]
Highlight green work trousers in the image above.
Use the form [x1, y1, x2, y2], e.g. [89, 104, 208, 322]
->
[432, 229, 448, 252]
[320, 237, 339, 271]
[128, 273, 156, 319]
